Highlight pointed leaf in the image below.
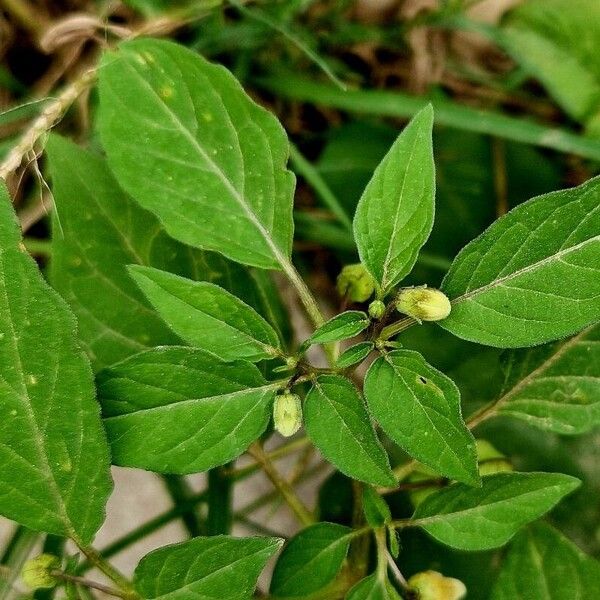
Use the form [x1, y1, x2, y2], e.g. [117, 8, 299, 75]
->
[98, 347, 279, 473]
[353, 105, 435, 293]
[441, 177, 600, 348]
[346, 574, 402, 600]
[270, 523, 351, 597]
[491, 522, 600, 600]
[304, 375, 396, 487]
[129, 265, 281, 362]
[0, 184, 112, 543]
[413, 472, 580, 550]
[335, 341, 374, 368]
[134, 535, 282, 600]
[308, 311, 370, 346]
[98, 38, 295, 270]
[364, 350, 479, 486]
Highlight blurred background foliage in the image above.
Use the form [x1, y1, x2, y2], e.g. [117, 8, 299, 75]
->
[1, 0, 599, 595]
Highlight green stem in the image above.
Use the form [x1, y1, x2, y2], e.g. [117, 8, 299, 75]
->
[379, 317, 417, 341]
[207, 466, 233, 535]
[161, 475, 204, 537]
[0, 526, 40, 600]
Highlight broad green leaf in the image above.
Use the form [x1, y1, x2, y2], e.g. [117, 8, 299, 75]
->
[129, 265, 281, 362]
[0, 184, 112, 544]
[47, 134, 286, 370]
[98, 38, 295, 270]
[335, 341, 373, 368]
[364, 350, 479, 486]
[304, 375, 396, 487]
[441, 177, 600, 348]
[362, 487, 391, 527]
[134, 535, 282, 599]
[307, 311, 370, 346]
[491, 522, 600, 600]
[270, 523, 351, 597]
[494, 324, 600, 434]
[97, 346, 279, 473]
[346, 574, 402, 600]
[353, 105, 435, 294]
[413, 472, 580, 551]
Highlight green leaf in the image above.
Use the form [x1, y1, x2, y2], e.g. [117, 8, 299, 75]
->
[307, 311, 370, 346]
[98, 346, 279, 473]
[346, 574, 402, 600]
[128, 265, 281, 362]
[441, 177, 600, 348]
[413, 472, 580, 551]
[495, 324, 600, 434]
[134, 535, 282, 599]
[47, 134, 284, 370]
[491, 522, 600, 600]
[270, 523, 351, 597]
[335, 341, 373, 368]
[362, 487, 391, 527]
[352, 105, 435, 294]
[304, 375, 396, 487]
[364, 350, 479, 486]
[98, 38, 295, 270]
[0, 184, 112, 544]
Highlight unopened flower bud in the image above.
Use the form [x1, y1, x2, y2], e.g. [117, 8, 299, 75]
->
[273, 392, 302, 437]
[396, 287, 451, 323]
[407, 570, 466, 600]
[368, 300, 386, 320]
[21, 554, 60, 590]
[336, 264, 376, 302]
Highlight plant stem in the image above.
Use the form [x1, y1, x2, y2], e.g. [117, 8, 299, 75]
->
[0, 526, 40, 600]
[51, 571, 130, 599]
[379, 317, 417, 341]
[247, 443, 315, 526]
[161, 475, 204, 537]
[207, 466, 233, 534]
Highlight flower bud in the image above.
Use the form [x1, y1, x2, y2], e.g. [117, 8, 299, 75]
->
[336, 264, 376, 303]
[273, 392, 302, 437]
[368, 300, 386, 320]
[396, 287, 451, 322]
[407, 570, 466, 600]
[21, 554, 60, 590]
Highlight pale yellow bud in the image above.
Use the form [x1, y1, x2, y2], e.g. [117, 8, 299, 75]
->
[407, 570, 466, 600]
[368, 300, 386, 320]
[273, 392, 302, 437]
[396, 287, 451, 322]
[336, 264, 376, 302]
[21, 554, 60, 590]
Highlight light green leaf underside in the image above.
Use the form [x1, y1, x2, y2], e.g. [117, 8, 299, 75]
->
[346, 574, 402, 600]
[270, 523, 351, 597]
[414, 472, 580, 551]
[98, 38, 295, 270]
[496, 324, 600, 434]
[353, 105, 435, 293]
[308, 311, 370, 345]
[128, 265, 281, 362]
[491, 522, 600, 600]
[134, 535, 282, 600]
[304, 375, 396, 487]
[0, 184, 112, 544]
[441, 176, 600, 348]
[98, 346, 278, 473]
[335, 342, 374, 368]
[364, 350, 479, 486]
[47, 134, 283, 370]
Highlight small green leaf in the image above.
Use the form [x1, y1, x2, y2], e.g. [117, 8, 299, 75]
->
[491, 522, 600, 599]
[335, 341, 373, 368]
[307, 311, 370, 346]
[270, 523, 351, 597]
[134, 535, 282, 600]
[304, 375, 396, 487]
[346, 574, 402, 600]
[128, 265, 281, 362]
[98, 38, 295, 270]
[0, 184, 112, 543]
[98, 347, 279, 473]
[364, 350, 479, 486]
[362, 487, 391, 527]
[441, 177, 600, 348]
[413, 472, 580, 551]
[353, 105, 435, 294]
[496, 324, 600, 434]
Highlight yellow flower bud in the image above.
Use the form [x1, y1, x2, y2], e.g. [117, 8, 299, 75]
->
[336, 264, 376, 303]
[273, 392, 302, 437]
[368, 300, 386, 320]
[407, 570, 466, 600]
[21, 554, 60, 590]
[396, 287, 451, 323]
